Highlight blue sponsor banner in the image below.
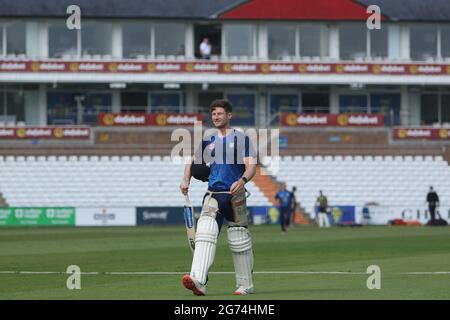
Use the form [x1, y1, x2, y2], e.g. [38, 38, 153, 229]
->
[137, 206, 295, 226]
[248, 206, 280, 225]
[315, 205, 356, 225]
[136, 207, 201, 225]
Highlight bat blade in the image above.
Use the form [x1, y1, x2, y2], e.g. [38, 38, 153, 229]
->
[183, 195, 196, 253]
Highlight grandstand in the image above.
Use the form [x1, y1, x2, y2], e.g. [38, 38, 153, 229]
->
[0, 0, 450, 226]
[265, 154, 450, 218]
[0, 155, 270, 208]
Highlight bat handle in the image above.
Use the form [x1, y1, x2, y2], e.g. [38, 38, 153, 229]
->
[184, 194, 191, 206]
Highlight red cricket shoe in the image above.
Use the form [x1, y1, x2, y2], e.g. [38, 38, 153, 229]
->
[182, 274, 206, 296]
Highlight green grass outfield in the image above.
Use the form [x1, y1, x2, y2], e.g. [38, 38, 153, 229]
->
[0, 225, 449, 300]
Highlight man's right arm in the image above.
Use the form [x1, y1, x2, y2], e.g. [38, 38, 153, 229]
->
[180, 156, 194, 195]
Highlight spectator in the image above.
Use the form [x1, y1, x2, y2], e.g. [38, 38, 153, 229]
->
[288, 186, 298, 228]
[199, 38, 212, 59]
[316, 190, 330, 228]
[426, 186, 440, 222]
[275, 182, 294, 233]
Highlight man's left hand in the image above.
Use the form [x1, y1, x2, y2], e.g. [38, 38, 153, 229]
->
[230, 179, 245, 196]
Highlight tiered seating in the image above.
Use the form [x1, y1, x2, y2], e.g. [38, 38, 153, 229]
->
[265, 155, 450, 214]
[0, 155, 271, 207]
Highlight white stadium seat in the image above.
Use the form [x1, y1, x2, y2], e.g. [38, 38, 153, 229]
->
[0, 156, 271, 207]
[271, 155, 450, 214]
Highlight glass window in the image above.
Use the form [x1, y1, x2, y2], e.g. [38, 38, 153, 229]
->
[81, 22, 112, 56]
[224, 24, 255, 57]
[370, 27, 388, 58]
[6, 22, 26, 55]
[410, 25, 437, 61]
[441, 94, 450, 124]
[300, 24, 329, 58]
[121, 92, 148, 112]
[270, 94, 299, 124]
[370, 93, 401, 126]
[154, 23, 185, 56]
[339, 24, 366, 60]
[0, 90, 25, 123]
[441, 26, 450, 58]
[268, 24, 295, 60]
[49, 21, 78, 58]
[302, 93, 330, 113]
[123, 22, 151, 58]
[339, 95, 368, 113]
[225, 93, 255, 126]
[0, 27, 3, 55]
[150, 93, 181, 113]
[82, 94, 112, 124]
[420, 94, 439, 125]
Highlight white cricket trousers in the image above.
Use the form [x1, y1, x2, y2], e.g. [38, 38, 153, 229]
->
[318, 213, 330, 228]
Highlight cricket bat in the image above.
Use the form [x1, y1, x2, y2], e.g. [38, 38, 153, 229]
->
[183, 194, 196, 253]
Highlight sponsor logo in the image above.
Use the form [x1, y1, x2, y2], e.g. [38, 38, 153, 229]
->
[343, 64, 369, 72]
[347, 115, 380, 125]
[147, 63, 156, 72]
[15, 209, 40, 219]
[142, 211, 169, 221]
[166, 115, 200, 125]
[439, 129, 449, 139]
[223, 64, 233, 72]
[297, 114, 328, 125]
[54, 128, 64, 138]
[59, 128, 90, 137]
[416, 65, 442, 74]
[0, 128, 15, 137]
[116, 63, 143, 72]
[0, 62, 27, 71]
[398, 129, 407, 138]
[22, 128, 53, 137]
[102, 114, 116, 126]
[335, 65, 344, 73]
[109, 63, 118, 72]
[114, 114, 146, 125]
[285, 114, 298, 126]
[93, 209, 116, 224]
[39, 63, 66, 71]
[267, 64, 295, 72]
[409, 65, 417, 74]
[190, 63, 219, 72]
[46, 209, 72, 219]
[31, 62, 40, 72]
[156, 114, 168, 126]
[153, 63, 181, 71]
[402, 129, 432, 138]
[337, 114, 349, 126]
[378, 65, 406, 73]
[228, 64, 257, 72]
[78, 63, 104, 71]
[69, 63, 79, 72]
[16, 128, 26, 138]
[298, 64, 307, 73]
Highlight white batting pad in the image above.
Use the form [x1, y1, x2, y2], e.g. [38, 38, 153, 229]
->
[227, 227, 254, 288]
[190, 215, 219, 285]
